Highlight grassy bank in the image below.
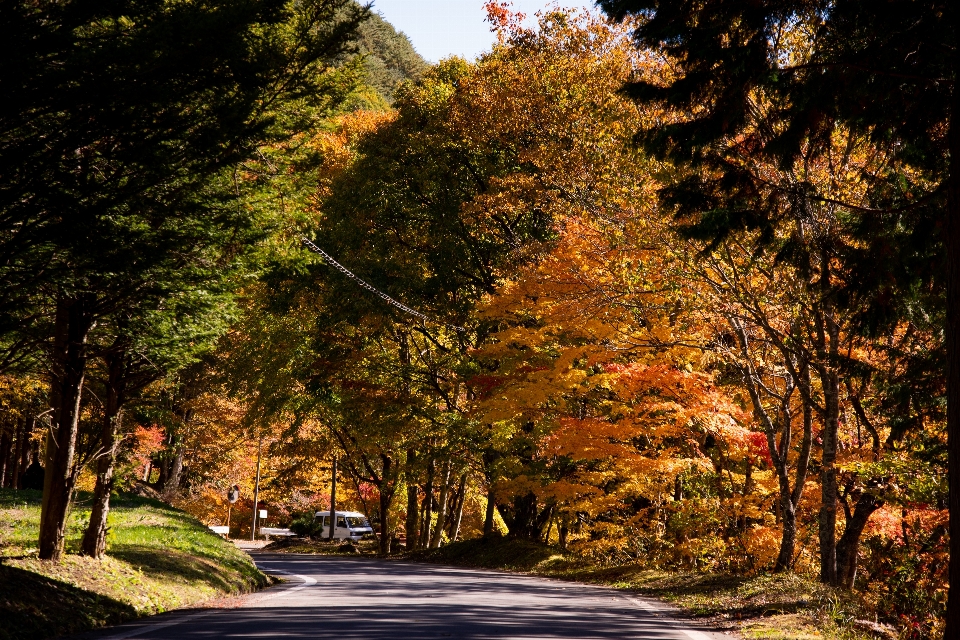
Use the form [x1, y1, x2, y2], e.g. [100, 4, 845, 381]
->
[262, 537, 379, 555]
[0, 489, 268, 640]
[408, 538, 894, 640]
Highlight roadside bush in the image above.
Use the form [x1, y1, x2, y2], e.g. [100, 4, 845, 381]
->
[289, 514, 323, 538]
[858, 511, 947, 640]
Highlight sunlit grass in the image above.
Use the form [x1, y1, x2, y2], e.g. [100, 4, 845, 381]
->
[0, 489, 268, 640]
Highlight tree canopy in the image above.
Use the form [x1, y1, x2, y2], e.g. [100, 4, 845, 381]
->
[0, 3, 951, 638]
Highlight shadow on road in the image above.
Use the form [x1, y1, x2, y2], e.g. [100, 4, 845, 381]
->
[74, 555, 724, 640]
[240, 555, 690, 639]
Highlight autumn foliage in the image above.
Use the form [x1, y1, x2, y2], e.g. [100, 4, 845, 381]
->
[0, 5, 946, 638]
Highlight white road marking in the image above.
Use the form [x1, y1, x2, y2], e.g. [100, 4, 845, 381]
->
[99, 567, 315, 639]
[250, 564, 317, 603]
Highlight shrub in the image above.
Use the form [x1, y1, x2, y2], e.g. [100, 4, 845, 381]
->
[289, 513, 323, 538]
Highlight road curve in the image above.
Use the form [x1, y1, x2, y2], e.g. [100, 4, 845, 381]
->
[76, 554, 731, 640]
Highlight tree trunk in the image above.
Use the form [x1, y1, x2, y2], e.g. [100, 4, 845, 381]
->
[818, 368, 841, 585]
[80, 410, 121, 558]
[39, 294, 93, 561]
[945, 36, 960, 637]
[732, 319, 812, 573]
[0, 424, 13, 487]
[775, 395, 813, 571]
[154, 455, 169, 492]
[378, 454, 394, 556]
[740, 460, 753, 532]
[420, 457, 435, 548]
[327, 455, 337, 541]
[81, 345, 127, 559]
[444, 480, 461, 538]
[483, 482, 496, 539]
[18, 415, 36, 487]
[836, 491, 882, 589]
[536, 503, 554, 542]
[429, 460, 452, 548]
[163, 442, 185, 499]
[450, 473, 467, 542]
[405, 450, 419, 550]
[10, 418, 24, 490]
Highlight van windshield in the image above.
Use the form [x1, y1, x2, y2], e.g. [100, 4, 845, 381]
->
[345, 516, 369, 528]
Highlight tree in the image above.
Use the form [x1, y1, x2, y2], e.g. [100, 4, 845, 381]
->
[677, 120, 922, 582]
[304, 6, 663, 547]
[599, 0, 950, 599]
[80, 286, 234, 558]
[353, 10, 428, 103]
[0, 0, 369, 561]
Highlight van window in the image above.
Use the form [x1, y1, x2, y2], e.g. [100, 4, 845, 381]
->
[336, 516, 346, 528]
[321, 516, 330, 527]
[345, 516, 368, 528]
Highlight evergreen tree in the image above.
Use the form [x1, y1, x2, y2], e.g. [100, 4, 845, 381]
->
[0, 0, 369, 561]
[355, 10, 428, 103]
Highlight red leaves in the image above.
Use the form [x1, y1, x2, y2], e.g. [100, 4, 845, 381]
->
[745, 431, 772, 466]
[484, 2, 526, 32]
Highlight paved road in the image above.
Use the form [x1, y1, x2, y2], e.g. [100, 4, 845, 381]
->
[79, 555, 731, 640]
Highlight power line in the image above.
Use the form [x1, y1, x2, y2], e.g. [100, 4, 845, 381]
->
[300, 237, 466, 333]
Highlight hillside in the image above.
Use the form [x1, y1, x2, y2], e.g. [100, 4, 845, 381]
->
[356, 10, 428, 102]
[0, 489, 268, 640]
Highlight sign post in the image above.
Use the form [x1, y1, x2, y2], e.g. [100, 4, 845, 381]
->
[226, 485, 239, 539]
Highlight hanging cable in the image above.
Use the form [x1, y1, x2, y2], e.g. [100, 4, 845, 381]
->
[301, 237, 466, 333]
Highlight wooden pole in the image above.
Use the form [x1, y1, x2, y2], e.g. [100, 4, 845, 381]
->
[328, 456, 337, 541]
[251, 433, 262, 542]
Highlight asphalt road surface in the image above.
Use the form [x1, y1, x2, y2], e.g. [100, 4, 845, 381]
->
[78, 555, 732, 640]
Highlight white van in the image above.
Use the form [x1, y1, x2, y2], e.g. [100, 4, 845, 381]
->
[313, 510, 374, 541]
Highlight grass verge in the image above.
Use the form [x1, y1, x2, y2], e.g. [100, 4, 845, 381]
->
[407, 538, 895, 640]
[0, 489, 269, 640]
[261, 536, 380, 555]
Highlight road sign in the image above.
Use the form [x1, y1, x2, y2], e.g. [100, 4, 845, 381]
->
[259, 509, 267, 519]
[228, 485, 239, 504]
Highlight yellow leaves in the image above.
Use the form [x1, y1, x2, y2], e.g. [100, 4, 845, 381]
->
[313, 110, 397, 199]
[743, 525, 782, 567]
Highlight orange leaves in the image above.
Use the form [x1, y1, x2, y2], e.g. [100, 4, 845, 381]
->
[541, 362, 749, 468]
[130, 425, 165, 473]
[445, 13, 755, 536]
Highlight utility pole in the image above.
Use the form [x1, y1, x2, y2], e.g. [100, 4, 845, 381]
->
[328, 455, 337, 541]
[251, 433, 263, 542]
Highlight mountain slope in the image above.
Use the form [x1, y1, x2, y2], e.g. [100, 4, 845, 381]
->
[356, 11, 428, 103]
